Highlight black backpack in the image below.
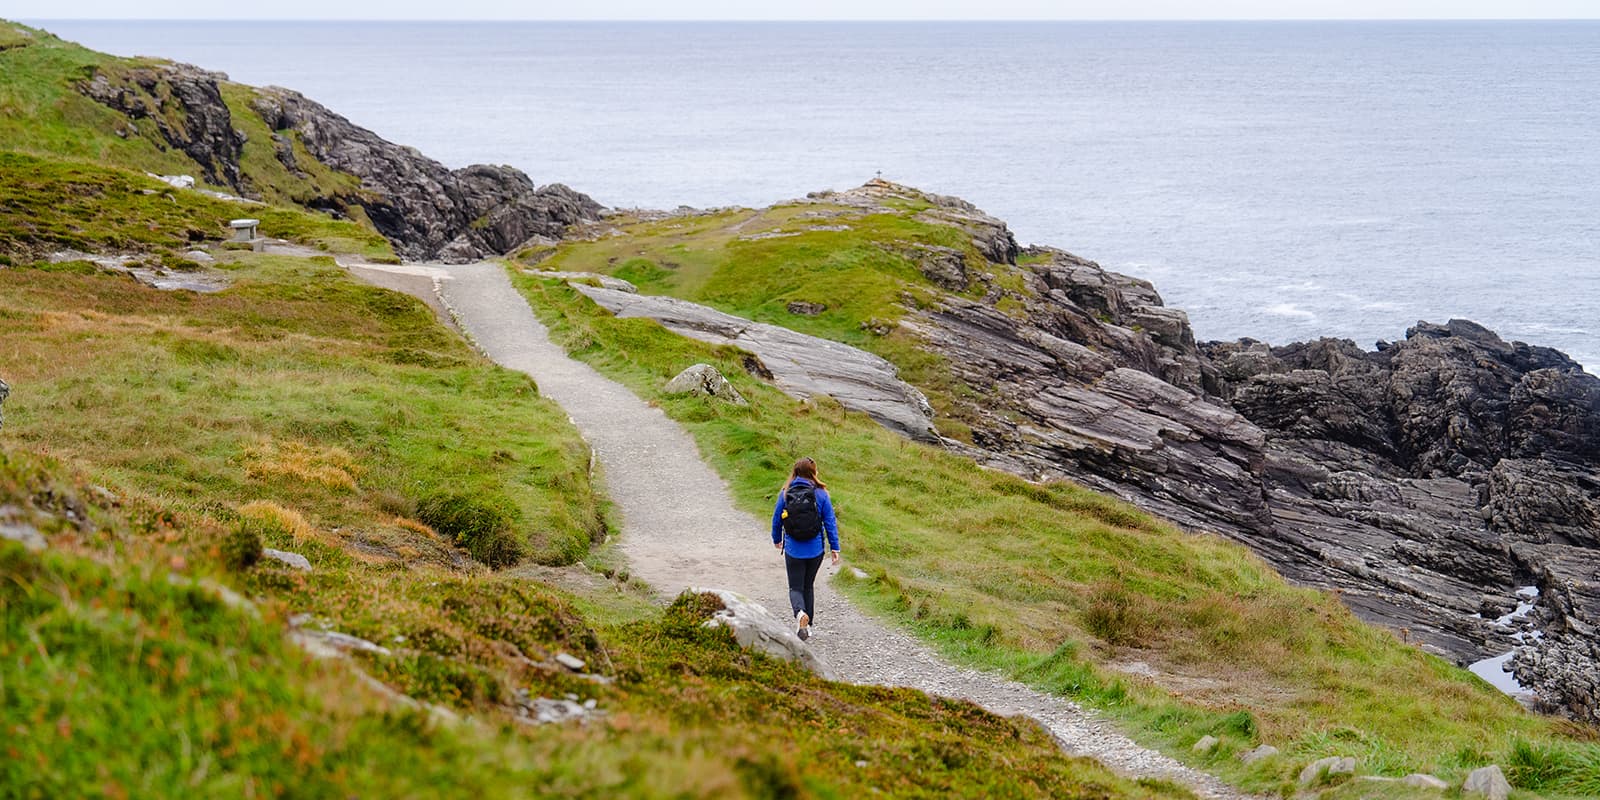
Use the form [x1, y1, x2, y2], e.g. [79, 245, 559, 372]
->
[782, 482, 823, 539]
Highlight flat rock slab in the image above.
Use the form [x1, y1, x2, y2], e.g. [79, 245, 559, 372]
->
[49, 250, 231, 293]
[573, 285, 939, 442]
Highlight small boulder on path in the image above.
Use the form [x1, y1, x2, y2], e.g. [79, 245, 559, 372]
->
[695, 588, 835, 680]
[665, 364, 748, 405]
[1463, 765, 1512, 800]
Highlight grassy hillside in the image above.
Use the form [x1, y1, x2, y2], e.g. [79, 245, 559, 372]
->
[0, 19, 392, 257]
[0, 151, 394, 260]
[512, 267, 1600, 797]
[0, 190, 1195, 797]
[5, 448, 1182, 799]
[0, 22, 196, 175]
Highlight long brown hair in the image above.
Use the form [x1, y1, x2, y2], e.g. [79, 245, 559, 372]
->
[785, 457, 827, 490]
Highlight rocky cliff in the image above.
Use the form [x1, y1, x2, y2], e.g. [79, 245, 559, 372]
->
[822, 182, 1600, 724]
[77, 62, 601, 261]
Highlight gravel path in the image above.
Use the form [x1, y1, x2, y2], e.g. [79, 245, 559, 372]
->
[359, 260, 1251, 799]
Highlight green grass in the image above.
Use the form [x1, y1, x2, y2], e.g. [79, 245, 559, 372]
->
[0, 150, 394, 260]
[511, 272, 1600, 798]
[0, 235, 1196, 798]
[0, 21, 396, 260]
[1, 252, 593, 564]
[0, 22, 196, 175]
[525, 200, 1014, 440]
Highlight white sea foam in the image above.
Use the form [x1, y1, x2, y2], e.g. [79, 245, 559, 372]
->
[1264, 303, 1317, 320]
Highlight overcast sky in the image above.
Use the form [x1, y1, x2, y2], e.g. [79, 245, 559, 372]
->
[16, 0, 1600, 21]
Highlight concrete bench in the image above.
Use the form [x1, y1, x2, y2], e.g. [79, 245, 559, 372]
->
[229, 218, 260, 242]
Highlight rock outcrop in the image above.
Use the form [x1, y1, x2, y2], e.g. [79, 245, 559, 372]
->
[79, 63, 245, 189]
[78, 62, 602, 261]
[573, 284, 938, 441]
[819, 182, 1600, 723]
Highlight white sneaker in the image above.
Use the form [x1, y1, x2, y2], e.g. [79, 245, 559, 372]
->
[796, 610, 810, 641]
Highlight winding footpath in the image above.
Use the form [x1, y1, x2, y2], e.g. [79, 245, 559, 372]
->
[351, 260, 1252, 800]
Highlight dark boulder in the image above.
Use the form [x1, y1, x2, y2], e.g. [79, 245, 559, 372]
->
[248, 87, 601, 261]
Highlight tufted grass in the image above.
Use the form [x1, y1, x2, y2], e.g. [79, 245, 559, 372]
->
[513, 269, 1600, 798]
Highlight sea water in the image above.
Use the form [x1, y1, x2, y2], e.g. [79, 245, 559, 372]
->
[35, 20, 1600, 370]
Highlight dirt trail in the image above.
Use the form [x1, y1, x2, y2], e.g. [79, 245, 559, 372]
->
[350, 260, 1254, 800]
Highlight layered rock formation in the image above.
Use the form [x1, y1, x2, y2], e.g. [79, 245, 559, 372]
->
[78, 62, 601, 261]
[820, 183, 1600, 722]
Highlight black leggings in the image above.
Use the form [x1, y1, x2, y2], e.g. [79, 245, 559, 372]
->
[785, 553, 824, 623]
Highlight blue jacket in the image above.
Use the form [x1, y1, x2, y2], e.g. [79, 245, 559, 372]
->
[771, 477, 839, 559]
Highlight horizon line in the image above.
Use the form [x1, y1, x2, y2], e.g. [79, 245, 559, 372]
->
[23, 16, 1600, 23]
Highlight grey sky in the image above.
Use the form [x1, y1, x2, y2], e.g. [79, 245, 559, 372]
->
[15, 0, 1600, 21]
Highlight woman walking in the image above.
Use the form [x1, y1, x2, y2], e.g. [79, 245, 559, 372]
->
[771, 457, 840, 641]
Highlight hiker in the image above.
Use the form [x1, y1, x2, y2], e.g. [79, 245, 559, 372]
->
[771, 457, 840, 641]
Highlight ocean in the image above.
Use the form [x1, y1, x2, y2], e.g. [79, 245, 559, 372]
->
[36, 20, 1600, 369]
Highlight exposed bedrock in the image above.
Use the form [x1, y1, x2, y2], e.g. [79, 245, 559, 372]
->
[857, 187, 1600, 722]
[571, 284, 938, 443]
[78, 63, 602, 261]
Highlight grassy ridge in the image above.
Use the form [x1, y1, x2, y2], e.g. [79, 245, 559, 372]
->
[512, 273, 1600, 797]
[0, 244, 1192, 798]
[527, 201, 1021, 441]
